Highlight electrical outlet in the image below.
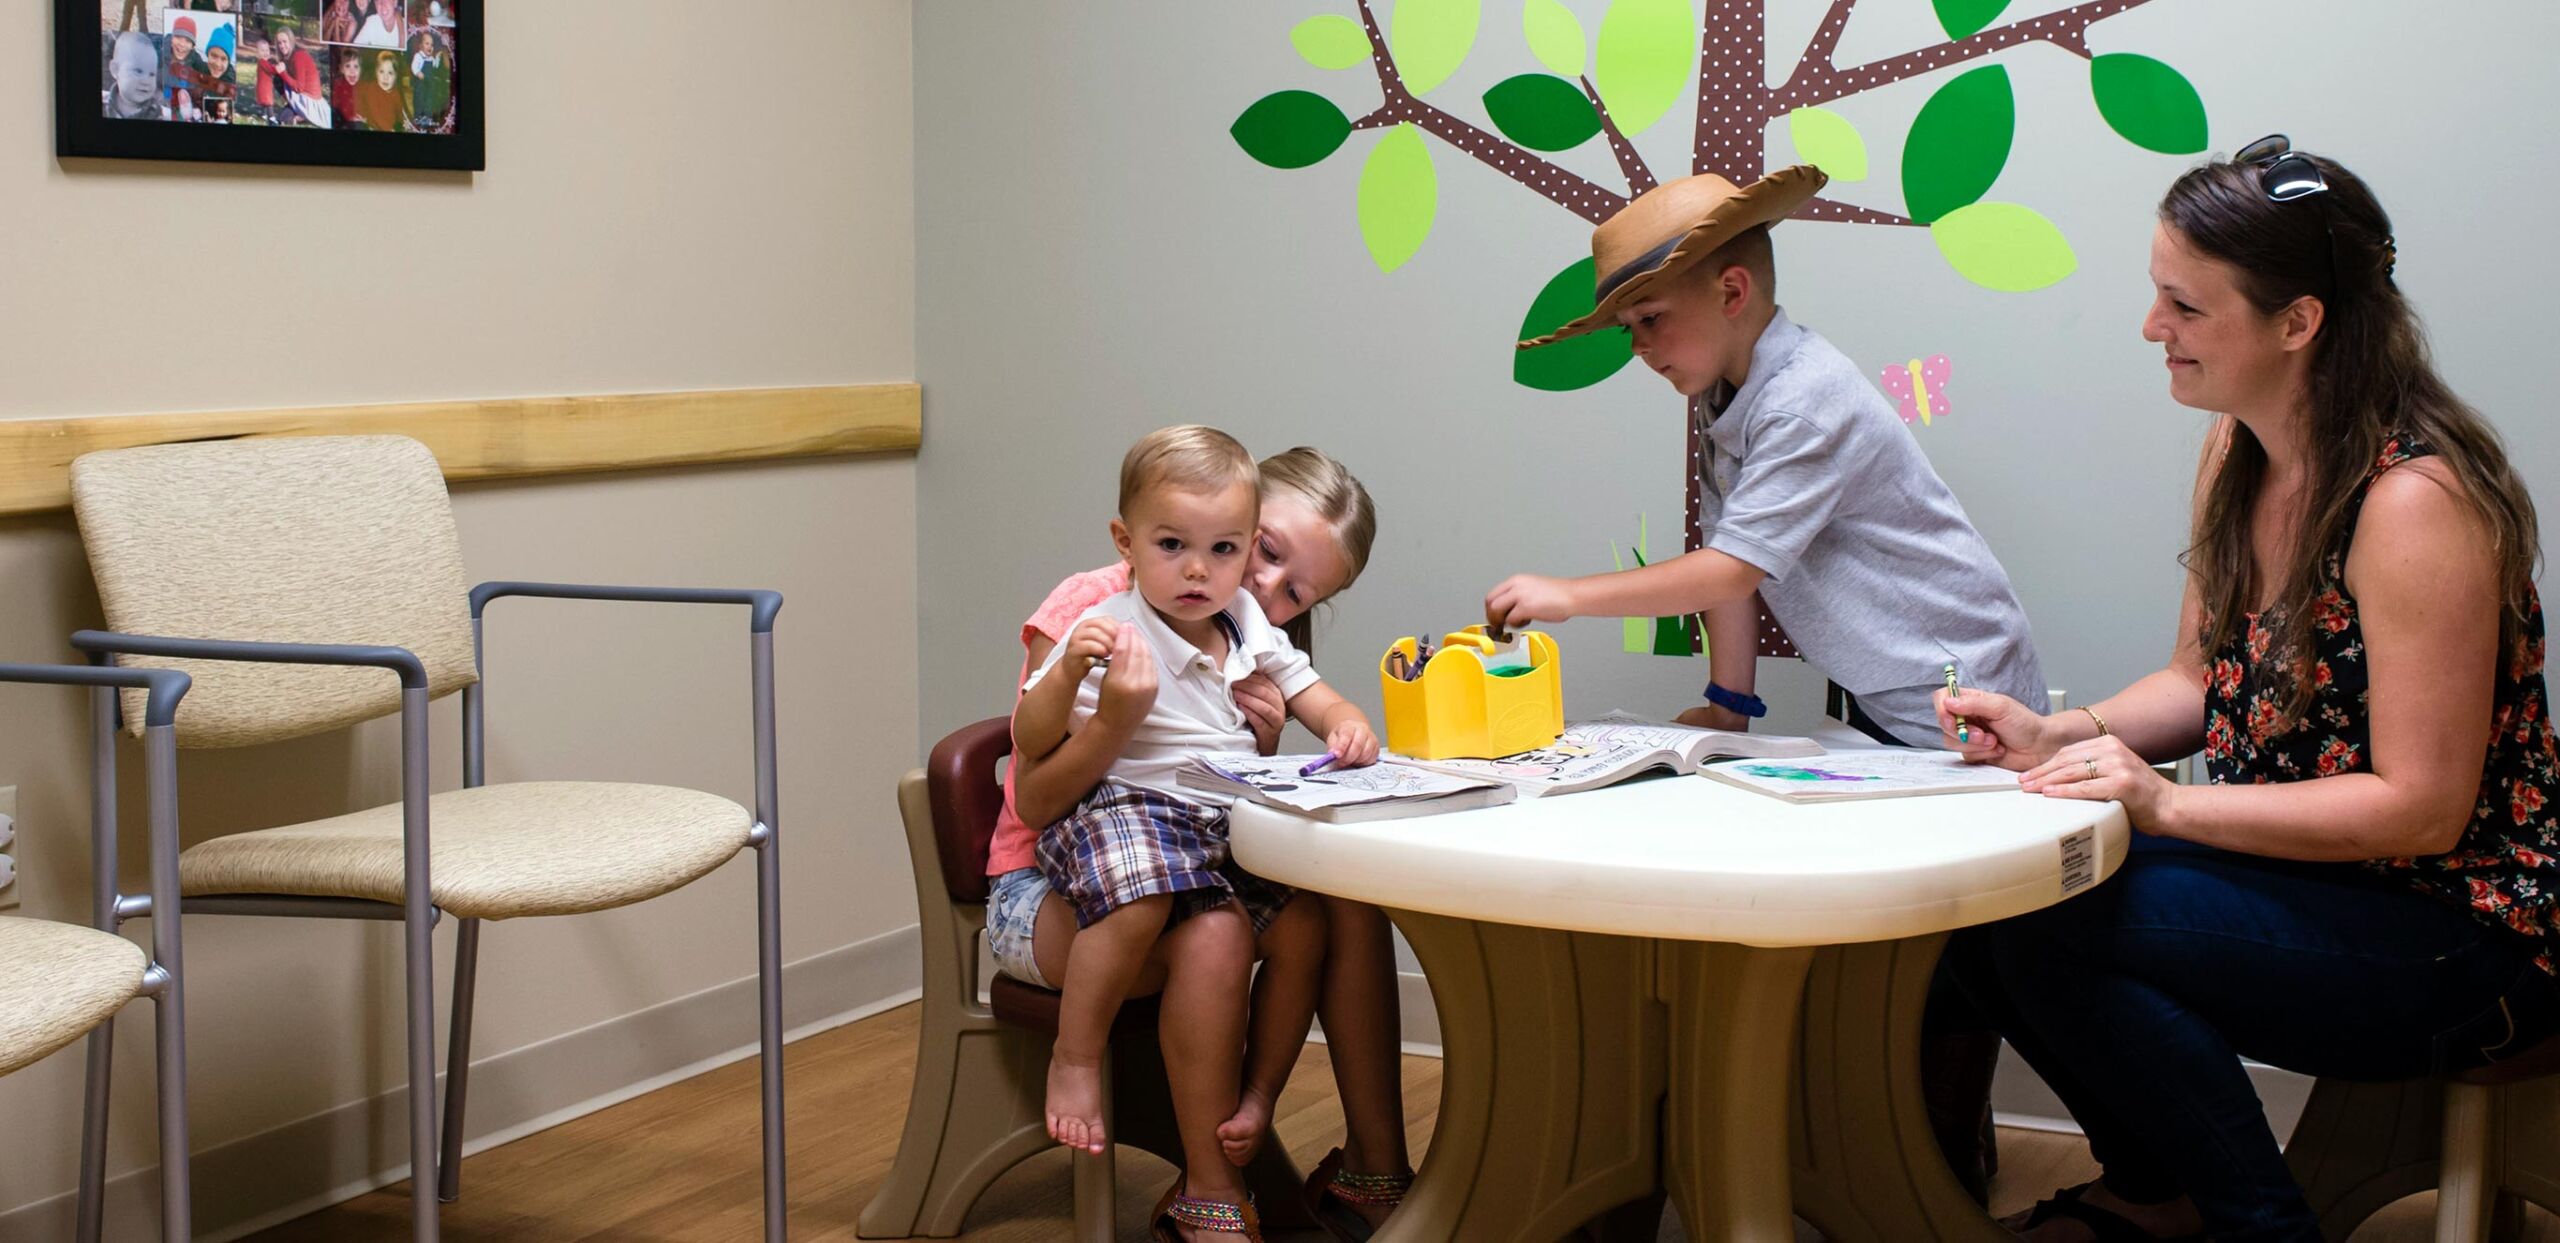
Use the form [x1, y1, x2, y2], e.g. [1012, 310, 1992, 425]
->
[0, 785, 17, 912]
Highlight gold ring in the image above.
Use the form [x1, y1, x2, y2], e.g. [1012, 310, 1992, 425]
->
[2084, 759, 2098, 780]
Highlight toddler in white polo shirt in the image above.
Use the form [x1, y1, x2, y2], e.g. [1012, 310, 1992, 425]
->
[1010, 425, 1379, 1238]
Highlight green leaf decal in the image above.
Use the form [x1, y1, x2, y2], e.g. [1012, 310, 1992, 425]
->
[1290, 14, 1374, 70]
[2090, 54, 2208, 154]
[1900, 65, 2014, 223]
[1594, 0, 1691, 136]
[1931, 201, 2077, 292]
[1931, 0, 2010, 39]
[1514, 256, 1636, 390]
[1358, 124, 1437, 272]
[1231, 90, 1353, 169]
[1484, 73, 1603, 151]
[1392, 0, 1481, 97]
[1523, 0, 1587, 78]
[1786, 106, 1868, 181]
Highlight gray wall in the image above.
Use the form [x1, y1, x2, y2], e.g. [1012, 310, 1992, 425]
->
[918, 0, 2560, 750]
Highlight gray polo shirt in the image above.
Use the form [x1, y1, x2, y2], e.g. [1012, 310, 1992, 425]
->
[1698, 310, 2044, 745]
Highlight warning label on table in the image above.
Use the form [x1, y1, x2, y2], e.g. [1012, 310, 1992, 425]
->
[2059, 827, 2097, 898]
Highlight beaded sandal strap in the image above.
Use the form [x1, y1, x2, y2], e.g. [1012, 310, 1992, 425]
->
[1164, 1192, 1256, 1232]
[1323, 1166, 1414, 1206]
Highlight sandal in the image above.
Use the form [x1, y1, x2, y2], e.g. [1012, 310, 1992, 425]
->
[1302, 1146, 1413, 1242]
[1151, 1178, 1264, 1243]
[2013, 1181, 2204, 1242]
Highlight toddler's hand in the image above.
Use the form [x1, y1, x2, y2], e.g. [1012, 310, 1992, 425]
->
[1096, 626, 1158, 725]
[1324, 717, 1379, 769]
[1063, 616, 1118, 679]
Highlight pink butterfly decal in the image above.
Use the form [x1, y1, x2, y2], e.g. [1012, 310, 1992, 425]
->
[1879, 354, 1953, 427]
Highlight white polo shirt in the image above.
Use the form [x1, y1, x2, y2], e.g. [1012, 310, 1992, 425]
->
[1024, 588, 1321, 807]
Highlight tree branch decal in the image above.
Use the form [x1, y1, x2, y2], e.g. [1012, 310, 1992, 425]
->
[1237, 0, 2221, 653]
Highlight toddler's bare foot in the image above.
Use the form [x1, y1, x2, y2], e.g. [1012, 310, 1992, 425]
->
[1215, 1085, 1273, 1166]
[1045, 1052, 1107, 1155]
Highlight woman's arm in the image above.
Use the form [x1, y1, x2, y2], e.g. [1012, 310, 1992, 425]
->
[2034, 459, 2503, 860]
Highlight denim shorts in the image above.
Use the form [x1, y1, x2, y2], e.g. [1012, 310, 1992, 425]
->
[986, 867, 1053, 989]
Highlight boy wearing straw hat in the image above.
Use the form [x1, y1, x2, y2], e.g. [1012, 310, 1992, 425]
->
[1485, 165, 2045, 753]
[1484, 167, 2044, 1200]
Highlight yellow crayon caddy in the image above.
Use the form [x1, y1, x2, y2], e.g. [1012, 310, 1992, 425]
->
[1379, 626, 1564, 760]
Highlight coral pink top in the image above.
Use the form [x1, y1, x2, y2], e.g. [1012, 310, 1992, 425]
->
[988, 563, 1132, 875]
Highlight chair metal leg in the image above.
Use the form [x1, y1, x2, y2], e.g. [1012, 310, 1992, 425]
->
[756, 831, 787, 1242]
[405, 902, 441, 1242]
[152, 974, 192, 1243]
[438, 917, 482, 1203]
[75, 1021, 114, 1243]
[2441, 1080, 2498, 1243]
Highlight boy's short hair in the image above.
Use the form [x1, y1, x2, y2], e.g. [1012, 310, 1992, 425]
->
[1684, 223, 1776, 301]
[1119, 425, 1257, 517]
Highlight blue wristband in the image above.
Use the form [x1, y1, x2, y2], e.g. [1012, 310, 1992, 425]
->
[1703, 683, 1767, 718]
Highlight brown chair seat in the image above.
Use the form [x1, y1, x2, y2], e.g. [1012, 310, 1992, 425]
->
[988, 973, 1163, 1038]
[2454, 1028, 2560, 1087]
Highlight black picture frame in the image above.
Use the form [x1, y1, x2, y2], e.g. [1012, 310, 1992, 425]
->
[59, 0, 482, 171]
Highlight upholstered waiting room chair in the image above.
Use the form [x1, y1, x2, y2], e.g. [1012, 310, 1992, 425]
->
[859, 716, 1309, 1243]
[0, 663, 191, 1242]
[66, 435, 787, 1243]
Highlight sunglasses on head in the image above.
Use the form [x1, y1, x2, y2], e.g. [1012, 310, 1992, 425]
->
[2236, 133, 2329, 202]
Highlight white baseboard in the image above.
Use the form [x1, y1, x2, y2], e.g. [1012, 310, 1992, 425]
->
[0, 923, 922, 1243]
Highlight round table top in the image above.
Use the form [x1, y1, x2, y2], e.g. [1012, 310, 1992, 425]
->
[1229, 770, 2128, 946]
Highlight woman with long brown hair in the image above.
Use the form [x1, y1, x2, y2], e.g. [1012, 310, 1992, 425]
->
[1937, 138, 2560, 1241]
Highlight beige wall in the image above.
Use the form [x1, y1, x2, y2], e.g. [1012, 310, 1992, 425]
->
[0, 1, 918, 1235]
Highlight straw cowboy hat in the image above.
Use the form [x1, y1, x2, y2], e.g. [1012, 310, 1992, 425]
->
[1519, 165, 1828, 349]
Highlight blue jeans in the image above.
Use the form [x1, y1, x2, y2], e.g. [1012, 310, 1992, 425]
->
[1943, 833, 2560, 1243]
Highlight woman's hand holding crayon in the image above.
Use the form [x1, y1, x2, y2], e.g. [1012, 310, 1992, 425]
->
[1934, 685, 2053, 770]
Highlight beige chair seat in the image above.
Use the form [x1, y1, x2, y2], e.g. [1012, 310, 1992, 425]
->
[0, 916, 149, 1077]
[180, 782, 754, 920]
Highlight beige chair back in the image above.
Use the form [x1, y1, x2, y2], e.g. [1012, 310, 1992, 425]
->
[70, 435, 478, 748]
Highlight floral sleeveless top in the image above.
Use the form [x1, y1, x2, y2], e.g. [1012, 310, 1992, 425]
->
[2202, 437, 2560, 972]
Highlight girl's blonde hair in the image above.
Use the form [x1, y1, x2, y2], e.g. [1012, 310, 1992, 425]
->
[1258, 447, 1377, 653]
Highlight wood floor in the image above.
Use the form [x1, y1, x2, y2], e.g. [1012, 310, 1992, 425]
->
[246, 1001, 2551, 1241]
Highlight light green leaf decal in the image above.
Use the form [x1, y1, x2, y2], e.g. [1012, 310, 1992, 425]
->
[1595, 0, 1691, 136]
[1483, 74, 1602, 151]
[1358, 124, 1437, 273]
[1900, 65, 2013, 223]
[1523, 0, 1586, 78]
[1290, 14, 1373, 70]
[1231, 90, 1354, 169]
[1785, 106, 1867, 181]
[2090, 54, 2208, 154]
[1392, 0, 1481, 97]
[1931, 0, 2010, 39]
[1931, 201, 2077, 292]
[1515, 256, 1635, 390]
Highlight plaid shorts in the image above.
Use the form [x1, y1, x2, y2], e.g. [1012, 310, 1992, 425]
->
[1035, 779, 1295, 933]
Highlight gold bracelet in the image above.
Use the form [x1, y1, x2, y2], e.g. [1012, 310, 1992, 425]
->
[2078, 705, 2110, 737]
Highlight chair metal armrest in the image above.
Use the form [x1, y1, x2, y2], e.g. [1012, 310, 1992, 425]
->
[69, 630, 429, 690]
[469, 581, 784, 633]
[0, 662, 190, 727]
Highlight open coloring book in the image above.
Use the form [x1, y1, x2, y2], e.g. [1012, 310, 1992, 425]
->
[1177, 753, 1517, 823]
[1698, 748, 2023, 804]
[1393, 711, 1823, 799]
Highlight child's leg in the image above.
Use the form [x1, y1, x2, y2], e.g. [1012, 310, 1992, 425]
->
[1315, 896, 1414, 1227]
[1048, 893, 1172, 1155]
[1156, 903, 1257, 1237]
[1217, 895, 1327, 1165]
